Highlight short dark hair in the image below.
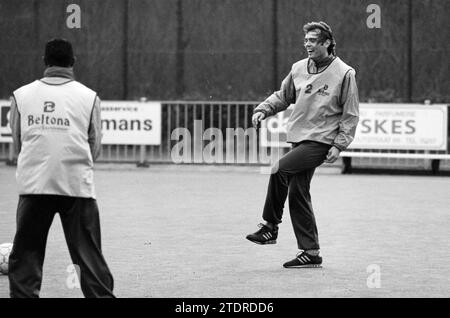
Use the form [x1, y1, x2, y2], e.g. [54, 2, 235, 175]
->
[44, 38, 75, 67]
[303, 21, 336, 55]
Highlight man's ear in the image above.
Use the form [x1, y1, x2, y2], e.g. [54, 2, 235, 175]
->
[323, 39, 331, 48]
[70, 56, 77, 67]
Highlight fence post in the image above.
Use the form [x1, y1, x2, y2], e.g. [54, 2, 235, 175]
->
[342, 156, 352, 174]
[137, 144, 149, 167]
[423, 100, 433, 173]
[136, 96, 150, 167]
[431, 159, 440, 175]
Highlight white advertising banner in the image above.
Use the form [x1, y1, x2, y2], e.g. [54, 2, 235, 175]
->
[0, 100, 12, 143]
[0, 100, 162, 145]
[261, 103, 448, 151]
[348, 104, 447, 150]
[100, 101, 161, 145]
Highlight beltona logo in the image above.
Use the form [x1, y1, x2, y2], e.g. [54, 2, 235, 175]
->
[28, 114, 70, 127]
[44, 101, 56, 113]
[27, 101, 70, 127]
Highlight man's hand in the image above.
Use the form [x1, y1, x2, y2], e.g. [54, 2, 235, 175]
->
[252, 112, 266, 128]
[324, 146, 341, 163]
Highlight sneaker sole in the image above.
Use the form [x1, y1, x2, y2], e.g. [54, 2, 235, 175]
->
[246, 237, 277, 245]
[283, 264, 322, 268]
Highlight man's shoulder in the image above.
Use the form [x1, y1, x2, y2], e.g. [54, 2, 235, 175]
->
[70, 81, 97, 95]
[290, 58, 309, 76]
[13, 80, 40, 95]
[292, 58, 309, 69]
[335, 57, 355, 73]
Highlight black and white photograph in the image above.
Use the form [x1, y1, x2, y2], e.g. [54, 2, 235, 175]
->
[0, 0, 449, 305]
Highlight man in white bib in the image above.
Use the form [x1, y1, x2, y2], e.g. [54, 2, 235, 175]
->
[8, 39, 115, 297]
[246, 22, 359, 268]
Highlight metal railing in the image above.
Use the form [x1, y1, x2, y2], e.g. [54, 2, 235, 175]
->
[1, 101, 449, 172]
[98, 101, 265, 164]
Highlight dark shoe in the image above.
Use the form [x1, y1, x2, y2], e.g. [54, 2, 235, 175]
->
[283, 251, 322, 268]
[246, 223, 278, 245]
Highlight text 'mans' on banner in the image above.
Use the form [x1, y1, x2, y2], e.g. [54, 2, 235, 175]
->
[260, 103, 448, 151]
[99, 101, 161, 145]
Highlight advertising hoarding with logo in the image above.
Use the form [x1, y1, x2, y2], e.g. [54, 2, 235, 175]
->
[0, 100, 162, 145]
[0, 100, 12, 143]
[100, 101, 161, 145]
[260, 103, 448, 151]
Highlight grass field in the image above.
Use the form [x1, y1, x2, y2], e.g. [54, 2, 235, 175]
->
[0, 164, 449, 298]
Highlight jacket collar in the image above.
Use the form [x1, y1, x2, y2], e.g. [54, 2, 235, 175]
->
[43, 66, 75, 80]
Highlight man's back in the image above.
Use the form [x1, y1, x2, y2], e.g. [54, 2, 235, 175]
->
[13, 78, 97, 198]
[8, 38, 114, 299]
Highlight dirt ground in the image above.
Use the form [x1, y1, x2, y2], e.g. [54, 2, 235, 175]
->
[1, 164, 449, 298]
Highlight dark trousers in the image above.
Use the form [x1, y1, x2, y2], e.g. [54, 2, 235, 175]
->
[262, 141, 331, 250]
[8, 195, 115, 298]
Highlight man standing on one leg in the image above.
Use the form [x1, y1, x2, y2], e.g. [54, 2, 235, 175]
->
[246, 22, 359, 268]
[8, 38, 115, 297]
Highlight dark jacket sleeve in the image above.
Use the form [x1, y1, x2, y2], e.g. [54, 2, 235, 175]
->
[253, 71, 296, 117]
[332, 69, 360, 151]
[9, 97, 21, 154]
[88, 96, 102, 161]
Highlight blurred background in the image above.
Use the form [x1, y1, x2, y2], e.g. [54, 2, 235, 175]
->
[0, 0, 449, 102]
[0, 0, 449, 173]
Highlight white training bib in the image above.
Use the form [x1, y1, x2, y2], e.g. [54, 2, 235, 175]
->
[287, 57, 354, 144]
[14, 80, 97, 198]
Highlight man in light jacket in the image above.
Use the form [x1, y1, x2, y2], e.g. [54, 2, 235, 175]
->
[8, 38, 114, 297]
[246, 22, 359, 268]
